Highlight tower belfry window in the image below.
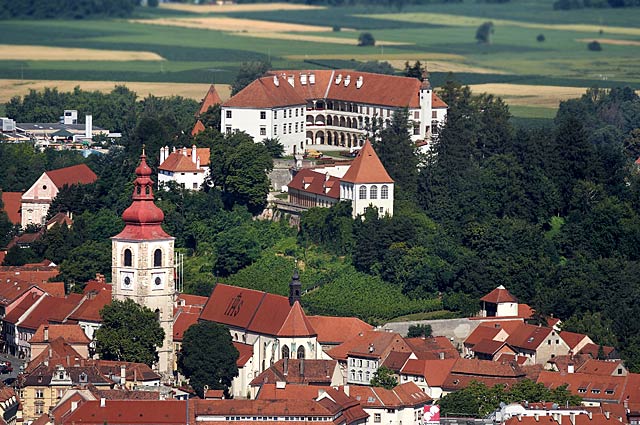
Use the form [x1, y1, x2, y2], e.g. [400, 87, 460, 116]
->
[154, 249, 162, 267]
[124, 249, 132, 267]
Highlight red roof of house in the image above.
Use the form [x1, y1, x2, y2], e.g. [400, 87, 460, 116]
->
[577, 359, 625, 376]
[506, 323, 555, 350]
[0, 281, 39, 307]
[465, 326, 502, 347]
[405, 336, 459, 360]
[87, 359, 161, 382]
[159, 148, 210, 173]
[432, 92, 448, 108]
[560, 331, 590, 350]
[496, 353, 529, 365]
[250, 359, 338, 386]
[341, 140, 393, 184]
[19, 294, 83, 330]
[518, 303, 535, 319]
[472, 339, 508, 356]
[25, 337, 85, 373]
[481, 285, 518, 303]
[475, 319, 525, 336]
[31, 324, 90, 344]
[233, 341, 253, 367]
[191, 120, 205, 137]
[400, 359, 457, 387]
[0, 265, 60, 286]
[382, 350, 412, 372]
[306, 316, 373, 345]
[578, 343, 617, 359]
[172, 307, 200, 342]
[178, 293, 208, 307]
[46, 164, 97, 188]
[37, 281, 65, 297]
[62, 400, 191, 425]
[68, 288, 111, 323]
[204, 389, 224, 399]
[288, 168, 340, 199]
[198, 84, 223, 115]
[451, 358, 526, 378]
[255, 383, 327, 401]
[277, 301, 316, 337]
[1, 191, 22, 224]
[224, 75, 306, 108]
[4, 291, 44, 324]
[326, 330, 411, 361]
[200, 283, 292, 336]
[504, 412, 622, 425]
[350, 381, 431, 408]
[537, 371, 627, 402]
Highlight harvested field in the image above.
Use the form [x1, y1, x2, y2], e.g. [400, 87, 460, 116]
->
[0, 79, 231, 103]
[0, 45, 163, 61]
[469, 83, 590, 108]
[235, 32, 410, 46]
[363, 13, 640, 36]
[158, 2, 324, 13]
[286, 53, 466, 61]
[130, 17, 332, 33]
[576, 38, 640, 47]
[385, 59, 507, 74]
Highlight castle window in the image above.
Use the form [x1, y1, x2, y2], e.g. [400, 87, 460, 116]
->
[370, 185, 378, 199]
[260, 111, 266, 119]
[432, 120, 439, 135]
[226, 110, 232, 119]
[124, 249, 132, 267]
[155, 308, 160, 321]
[359, 186, 367, 199]
[297, 346, 305, 359]
[381, 185, 389, 199]
[282, 345, 290, 359]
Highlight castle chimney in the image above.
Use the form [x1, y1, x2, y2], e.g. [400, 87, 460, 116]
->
[100, 398, 106, 408]
[568, 363, 574, 374]
[605, 412, 610, 419]
[192, 145, 197, 164]
[309, 73, 315, 84]
[44, 325, 49, 342]
[120, 364, 126, 386]
[85, 115, 92, 139]
[182, 146, 187, 156]
[570, 413, 576, 425]
[287, 75, 295, 87]
[343, 385, 349, 396]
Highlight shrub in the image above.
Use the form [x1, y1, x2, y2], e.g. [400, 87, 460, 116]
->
[358, 32, 376, 47]
[332, 25, 341, 32]
[475, 21, 494, 44]
[537, 34, 546, 42]
[588, 40, 602, 51]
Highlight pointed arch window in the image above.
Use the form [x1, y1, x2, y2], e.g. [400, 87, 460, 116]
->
[381, 185, 389, 199]
[282, 345, 290, 359]
[359, 186, 367, 199]
[124, 249, 132, 267]
[297, 346, 305, 360]
[154, 249, 162, 267]
[370, 185, 378, 199]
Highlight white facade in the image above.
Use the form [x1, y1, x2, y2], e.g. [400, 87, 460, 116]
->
[496, 302, 519, 317]
[347, 356, 379, 385]
[340, 181, 394, 218]
[111, 237, 176, 380]
[21, 174, 58, 228]
[158, 146, 210, 191]
[221, 105, 306, 155]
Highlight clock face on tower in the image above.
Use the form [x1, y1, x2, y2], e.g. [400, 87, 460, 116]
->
[121, 272, 134, 290]
[152, 273, 165, 290]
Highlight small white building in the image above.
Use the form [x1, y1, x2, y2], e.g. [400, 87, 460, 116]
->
[158, 145, 210, 190]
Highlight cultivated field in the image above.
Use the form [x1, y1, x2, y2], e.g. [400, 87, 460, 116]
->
[0, 0, 638, 120]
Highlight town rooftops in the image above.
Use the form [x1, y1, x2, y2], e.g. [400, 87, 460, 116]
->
[326, 330, 410, 361]
[224, 74, 306, 109]
[560, 330, 591, 351]
[349, 381, 431, 408]
[45, 164, 97, 188]
[1, 191, 22, 224]
[405, 336, 459, 360]
[87, 359, 161, 383]
[200, 283, 293, 336]
[62, 400, 191, 425]
[400, 359, 457, 387]
[537, 370, 627, 402]
[277, 301, 317, 337]
[481, 285, 518, 304]
[191, 120, 205, 136]
[472, 339, 509, 356]
[233, 342, 254, 367]
[18, 294, 84, 331]
[159, 147, 210, 173]
[68, 287, 112, 323]
[577, 359, 625, 376]
[465, 326, 503, 347]
[506, 323, 555, 350]
[341, 140, 394, 184]
[288, 169, 340, 199]
[306, 315, 373, 346]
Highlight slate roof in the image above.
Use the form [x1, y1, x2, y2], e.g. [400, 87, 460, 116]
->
[45, 164, 97, 188]
[341, 140, 393, 184]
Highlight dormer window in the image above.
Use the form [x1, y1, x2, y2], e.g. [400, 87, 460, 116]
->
[79, 372, 87, 383]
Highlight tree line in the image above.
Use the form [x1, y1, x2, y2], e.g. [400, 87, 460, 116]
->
[0, 0, 145, 19]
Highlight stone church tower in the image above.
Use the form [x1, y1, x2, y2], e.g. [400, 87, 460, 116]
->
[111, 149, 175, 381]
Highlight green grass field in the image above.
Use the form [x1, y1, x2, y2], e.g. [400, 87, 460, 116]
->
[0, 0, 638, 120]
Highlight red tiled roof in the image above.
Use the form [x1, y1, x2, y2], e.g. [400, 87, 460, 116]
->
[350, 382, 431, 408]
[250, 359, 337, 386]
[0, 265, 60, 285]
[31, 324, 90, 344]
[465, 326, 502, 347]
[158, 151, 202, 173]
[47, 212, 73, 228]
[178, 293, 208, 307]
[200, 283, 292, 336]
[198, 84, 223, 115]
[481, 285, 517, 303]
[504, 412, 621, 425]
[1, 192, 22, 224]
[277, 301, 316, 337]
[233, 341, 253, 367]
[537, 371, 627, 402]
[451, 358, 526, 378]
[341, 140, 393, 184]
[191, 120, 205, 137]
[4, 291, 43, 324]
[204, 389, 224, 399]
[506, 323, 555, 350]
[288, 169, 340, 199]
[0, 282, 39, 307]
[194, 398, 333, 417]
[87, 359, 161, 382]
[172, 308, 200, 343]
[306, 316, 372, 345]
[579, 343, 617, 359]
[577, 359, 625, 376]
[476, 319, 525, 336]
[472, 339, 507, 356]
[518, 303, 535, 319]
[382, 350, 411, 372]
[62, 400, 190, 425]
[25, 337, 84, 373]
[400, 359, 456, 387]
[497, 353, 529, 365]
[223, 75, 306, 108]
[405, 336, 459, 360]
[68, 288, 111, 323]
[432, 92, 448, 108]
[326, 330, 410, 361]
[37, 281, 65, 297]
[19, 294, 83, 330]
[560, 331, 590, 350]
[45, 164, 97, 188]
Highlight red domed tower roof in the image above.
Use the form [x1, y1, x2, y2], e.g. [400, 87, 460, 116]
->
[112, 149, 173, 241]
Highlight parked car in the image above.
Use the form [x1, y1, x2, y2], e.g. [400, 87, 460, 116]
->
[303, 149, 322, 159]
[0, 361, 12, 374]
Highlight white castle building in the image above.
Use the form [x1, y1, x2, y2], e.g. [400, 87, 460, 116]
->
[158, 145, 210, 190]
[220, 70, 448, 155]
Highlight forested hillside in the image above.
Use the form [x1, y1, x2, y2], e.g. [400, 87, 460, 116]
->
[0, 0, 142, 19]
[1, 80, 640, 369]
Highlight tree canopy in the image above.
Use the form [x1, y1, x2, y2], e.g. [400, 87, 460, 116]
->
[95, 299, 165, 366]
[178, 321, 239, 398]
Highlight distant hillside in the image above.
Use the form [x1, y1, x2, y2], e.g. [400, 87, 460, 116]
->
[0, 0, 141, 19]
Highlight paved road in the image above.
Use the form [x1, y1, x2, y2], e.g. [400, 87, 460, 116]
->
[0, 352, 25, 385]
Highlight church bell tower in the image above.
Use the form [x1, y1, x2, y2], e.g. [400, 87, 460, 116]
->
[111, 149, 175, 381]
